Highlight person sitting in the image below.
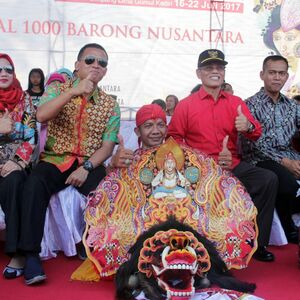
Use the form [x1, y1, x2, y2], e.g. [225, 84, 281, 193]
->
[242, 55, 300, 243]
[71, 104, 258, 282]
[0, 53, 37, 279]
[10, 43, 120, 285]
[167, 49, 278, 262]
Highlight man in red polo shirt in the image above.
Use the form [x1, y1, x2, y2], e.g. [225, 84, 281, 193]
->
[167, 49, 278, 262]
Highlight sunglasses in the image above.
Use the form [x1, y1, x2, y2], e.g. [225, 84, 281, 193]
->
[0, 66, 14, 75]
[83, 56, 108, 68]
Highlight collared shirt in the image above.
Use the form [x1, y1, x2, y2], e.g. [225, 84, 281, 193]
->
[39, 78, 120, 172]
[167, 87, 262, 169]
[242, 87, 300, 164]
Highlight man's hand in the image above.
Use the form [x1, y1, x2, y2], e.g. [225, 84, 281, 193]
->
[0, 160, 21, 177]
[0, 109, 13, 134]
[72, 74, 94, 98]
[65, 166, 89, 187]
[218, 135, 232, 170]
[281, 158, 300, 178]
[110, 134, 134, 168]
[235, 105, 250, 132]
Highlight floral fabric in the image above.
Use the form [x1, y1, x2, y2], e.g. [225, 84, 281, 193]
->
[0, 93, 37, 164]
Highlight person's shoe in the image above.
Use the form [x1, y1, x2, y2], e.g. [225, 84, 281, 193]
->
[253, 246, 275, 262]
[77, 242, 87, 261]
[3, 266, 24, 279]
[24, 254, 46, 285]
[286, 231, 298, 244]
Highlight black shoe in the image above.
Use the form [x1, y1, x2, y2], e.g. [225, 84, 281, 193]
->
[3, 266, 24, 279]
[77, 242, 87, 261]
[286, 231, 298, 244]
[253, 246, 275, 262]
[24, 254, 46, 285]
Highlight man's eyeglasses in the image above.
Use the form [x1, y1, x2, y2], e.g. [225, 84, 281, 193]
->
[200, 65, 225, 72]
[0, 66, 14, 75]
[83, 56, 108, 68]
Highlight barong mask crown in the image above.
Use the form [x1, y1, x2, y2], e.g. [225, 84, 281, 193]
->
[155, 138, 185, 171]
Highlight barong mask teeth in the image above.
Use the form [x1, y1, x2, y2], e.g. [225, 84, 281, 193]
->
[137, 229, 211, 299]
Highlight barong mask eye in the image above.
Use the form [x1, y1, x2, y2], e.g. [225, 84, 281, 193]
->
[83, 55, 108, 68]
[0, 66, 14, 75]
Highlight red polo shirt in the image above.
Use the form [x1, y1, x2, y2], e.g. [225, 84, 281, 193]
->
[167, 88, 262, 169]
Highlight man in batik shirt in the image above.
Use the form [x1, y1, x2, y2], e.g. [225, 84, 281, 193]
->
[243, 55, 300, 244]
[18, 43, 120, 285]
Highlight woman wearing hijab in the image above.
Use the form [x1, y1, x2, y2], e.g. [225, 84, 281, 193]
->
[0, 53, 37, 279]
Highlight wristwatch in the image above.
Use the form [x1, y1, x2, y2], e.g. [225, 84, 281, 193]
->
[83, 160, 94, 172]
[247, 122, 255, 133]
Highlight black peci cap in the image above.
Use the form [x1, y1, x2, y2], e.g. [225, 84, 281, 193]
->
[198, 49, 228, 68]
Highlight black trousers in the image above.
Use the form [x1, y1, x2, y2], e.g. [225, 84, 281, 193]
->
[232, 161, 278, 247]
[0, 170, 28, 254]
[18, 161, 106, 254]
[257, 160, 300, 235]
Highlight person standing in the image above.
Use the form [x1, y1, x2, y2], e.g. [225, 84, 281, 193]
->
[165, 94, 179, 116]
[243, 55, 300, 243]
[168, 49, 278, 262]
[25, 68, 45, 107]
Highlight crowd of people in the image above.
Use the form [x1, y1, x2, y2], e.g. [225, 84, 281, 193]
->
[0, 43, 299, 289]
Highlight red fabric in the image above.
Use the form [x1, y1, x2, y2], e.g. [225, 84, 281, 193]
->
[46, 73, 66, 86]
[136, 104, 166, 127]
[0, 242, 299, 299]
[167, 87, 262, 169]
[15, 141, 33, 162]
[0, 53, 23, 112]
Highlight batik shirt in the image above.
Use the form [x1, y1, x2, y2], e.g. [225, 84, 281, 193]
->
[242, 88, 300, 164]
[0, 93, 37, 165]
[39, 78, 120, 172]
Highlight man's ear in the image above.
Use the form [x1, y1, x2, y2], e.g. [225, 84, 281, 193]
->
[75, 61, 79, 72]
[196, 68, 201, 80]
[134, 127, 141, 137]
[259, 70, 264, 81]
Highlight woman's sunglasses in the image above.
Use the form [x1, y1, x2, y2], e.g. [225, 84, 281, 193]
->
[0, 66, 14, 75]
[83, 56, 108, 68]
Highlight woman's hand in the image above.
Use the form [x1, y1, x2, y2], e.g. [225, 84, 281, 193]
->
[0, 160, 22, 177]
[0, 109, 13, 134]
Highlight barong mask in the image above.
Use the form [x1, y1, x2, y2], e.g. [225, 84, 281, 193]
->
[137, 228, 211, 299]
[115, 218, 255, 300]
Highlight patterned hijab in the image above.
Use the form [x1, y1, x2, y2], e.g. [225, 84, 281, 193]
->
[0, 53, 23, 112]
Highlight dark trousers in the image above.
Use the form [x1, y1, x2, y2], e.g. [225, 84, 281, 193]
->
[0, 170, 28, 254]
[232, 161, 278, 247]
[257, 160, 300, 235]
[18, 161, 106, 254]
